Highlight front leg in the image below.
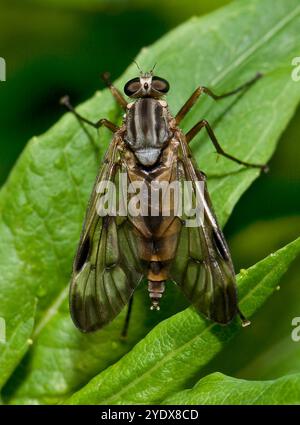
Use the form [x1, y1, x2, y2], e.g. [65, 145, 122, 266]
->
[60, 95, 118, 132]
[175, 73, 262, 125]
[101, 72, 128, 110]
[186, 119, 268, 172]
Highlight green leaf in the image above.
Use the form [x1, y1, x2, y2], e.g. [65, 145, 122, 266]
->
[163, 372, 300, 404]
[1, 0, 300, 403]
[238, 336, 300, 380]
[0, 301, 36, 390]
[66, 237, 300, 404]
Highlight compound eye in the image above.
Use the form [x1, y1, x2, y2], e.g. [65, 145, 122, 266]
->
[152, 76, 169, 93]
[124, 78, 141, 96]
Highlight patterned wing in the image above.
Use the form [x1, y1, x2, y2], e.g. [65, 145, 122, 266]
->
[169, 136, 238, 324]
[70, 137, 143, 332]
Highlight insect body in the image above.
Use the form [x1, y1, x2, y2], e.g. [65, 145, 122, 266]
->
[125, 97, 171, 166]
[61, 68, 266, 335]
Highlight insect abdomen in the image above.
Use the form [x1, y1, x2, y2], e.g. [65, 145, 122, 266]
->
[148, 280, 165, 311]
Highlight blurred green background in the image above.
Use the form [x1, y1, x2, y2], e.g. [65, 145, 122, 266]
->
[0, 0, 299, 380]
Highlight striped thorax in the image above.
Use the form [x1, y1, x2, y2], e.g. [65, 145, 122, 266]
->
[125, 98, 172, 166]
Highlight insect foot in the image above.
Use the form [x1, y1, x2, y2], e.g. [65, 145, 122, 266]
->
[238, 308, 251, 327]
[59, 95, 70, 106]
[261, 164, 269, 174]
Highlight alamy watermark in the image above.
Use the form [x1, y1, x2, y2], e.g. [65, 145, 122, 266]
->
[291, 57, 300, 82]
[0, 317, 5, 343]
[0, 57, 6, 82]
[96, 173, 205, 227]
[291, 317, 300, 342]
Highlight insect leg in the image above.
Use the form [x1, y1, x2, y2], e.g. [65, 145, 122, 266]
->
[120, 295, 134, 339]
[101, 72, 128, 110]
[175, 72, 262, 124]
[186, 119, 268, 172]
[60, 95, 118, 132]
[199, 72, 262, 101]
[238, 307, 251, 327]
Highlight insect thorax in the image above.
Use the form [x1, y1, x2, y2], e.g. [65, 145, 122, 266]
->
[125, 98, 172, 167]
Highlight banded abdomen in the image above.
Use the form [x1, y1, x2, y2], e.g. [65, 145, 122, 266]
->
[124, 138, 182, 309]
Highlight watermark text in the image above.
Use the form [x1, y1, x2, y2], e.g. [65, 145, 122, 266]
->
[291, 57, 300, 82]
[0, 57, 6, 81]
[0, 317, 6, 343]
[95, 173, 205, 227]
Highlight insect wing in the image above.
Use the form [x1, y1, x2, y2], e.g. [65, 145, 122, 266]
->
[170, 137, 238, 324]
[70, 137, 143, 332]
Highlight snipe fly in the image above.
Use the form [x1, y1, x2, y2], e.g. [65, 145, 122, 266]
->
[61, 65, 267, 336]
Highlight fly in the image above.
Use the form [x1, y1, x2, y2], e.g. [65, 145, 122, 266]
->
[61, 65, 267, 336]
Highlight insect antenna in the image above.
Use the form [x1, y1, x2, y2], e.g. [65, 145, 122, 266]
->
[149, 63, 157, 74]
[134, 60, 143, 75]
